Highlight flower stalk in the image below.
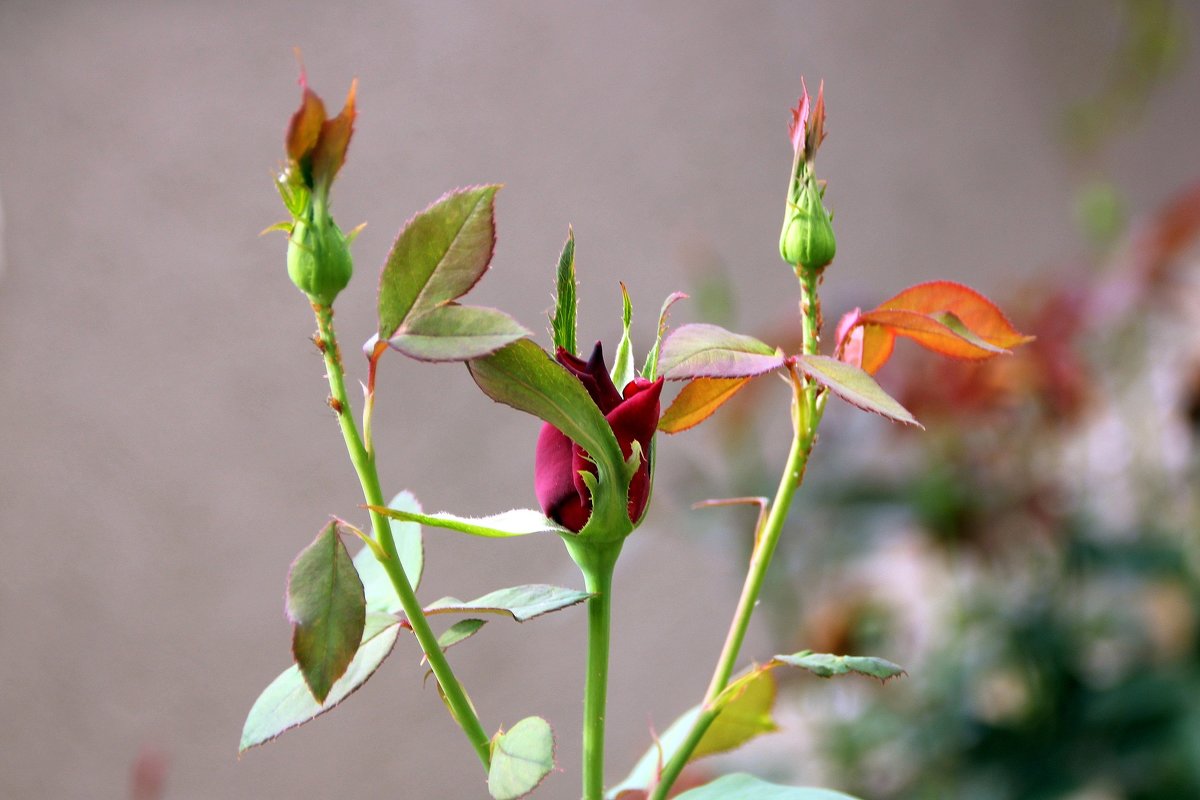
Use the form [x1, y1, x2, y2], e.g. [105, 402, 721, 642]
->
[313, 304, 492, 770]
[565, 537, 623, 800]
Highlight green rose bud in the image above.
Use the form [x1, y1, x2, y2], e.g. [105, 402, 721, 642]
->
[287, 204, 353, 306]
[779, 166, 836, 273]
[780, 78, 836, 274]
[277, 71, 358, 306]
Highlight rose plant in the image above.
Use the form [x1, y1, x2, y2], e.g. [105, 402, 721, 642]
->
[240, 67, 1030, 800]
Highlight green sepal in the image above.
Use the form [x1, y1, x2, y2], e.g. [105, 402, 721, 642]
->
[550, 227, 578, 356]
[610, 283, 635, 388]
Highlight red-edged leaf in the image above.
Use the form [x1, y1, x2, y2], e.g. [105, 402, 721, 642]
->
[875, 281, 1033, 350]
[659, 377, 752, 434]
[659, 324, 785, 380]
[377, 186, 500, 340]
[385, 304, 529, 362]
[796, 355, 920, 427]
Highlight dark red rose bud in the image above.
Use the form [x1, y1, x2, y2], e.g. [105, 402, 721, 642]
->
[534, 342, 664, 532]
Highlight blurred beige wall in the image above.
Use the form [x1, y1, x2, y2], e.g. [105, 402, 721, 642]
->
[0, 1, 1197, 798]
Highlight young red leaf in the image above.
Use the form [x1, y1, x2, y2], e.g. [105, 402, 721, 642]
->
[875, 281, 1033, 350]
[658, 377, 752, 434]
[857, 308, 1009, 361]
[310, 79, 357, 188]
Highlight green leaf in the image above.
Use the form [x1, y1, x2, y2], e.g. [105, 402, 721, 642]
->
[426, 584, 590, 622]
[287, 522, 367, 704]
[794, 355, 921, 427]
[240, 614, 401, 753]
[607, 669, 777, 798]
[673, 774, 863, 800]
[437, 618, 487, 650]
[610, 283, 635, 388]
[355, 491, 424, 614]
[550, 227, 577, 356]
[467, 339, 629, 535]
[488, 716, 556, 800]
[641, 291, 688, 380]
[378, 185, 500, 340]
[372, 505, 568, 539]
[773, 651, 906, 682]
[385, 303, 529, 362]
[659, 324, 785, 380]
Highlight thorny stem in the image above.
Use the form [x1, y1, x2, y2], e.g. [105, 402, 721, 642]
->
[313, 304, 492, 771]
[650, 269, 827, 800]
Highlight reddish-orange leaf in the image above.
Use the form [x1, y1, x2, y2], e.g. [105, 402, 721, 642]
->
[311, 79, 358, 188]
[658, 377, 752, 434]
[858, 308, 1007, 361]
[876, 281, 1033, 350]
[836, 308, 896, 375]
[859, 323, 895, 374]
[286, 87, 326, 164]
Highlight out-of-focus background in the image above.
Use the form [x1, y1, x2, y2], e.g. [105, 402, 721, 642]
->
[1, 2, 1198, 798]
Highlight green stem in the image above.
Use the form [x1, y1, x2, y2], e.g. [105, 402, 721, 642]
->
[313, 304, 492, 771]
[567, 537, 622, 800]
[650, 269, 826, 800]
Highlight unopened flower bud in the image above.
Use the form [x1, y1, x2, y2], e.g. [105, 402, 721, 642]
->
[277, 70, 358, 305]
[287, 204, 353, 306]
[780, 78, 836, 273]
[780, 165, 836, 273]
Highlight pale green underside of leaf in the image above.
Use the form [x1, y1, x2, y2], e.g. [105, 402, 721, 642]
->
[240, 614, 401, 753]
[378, 185, 499, 339]
[287, 522, 366, 704]
[386, 303, 529, 362]
[607, 669, 777, 798]
[356, 491, 424, 615]
[659, 323, 785, 380]
[773, 651, 906, 681]
[488, 716, 556, 800]
[795, 354, 921, 427]
[374, 505, 569, 538]
[437, 618, 487, 650]
[673, 774, 863, 800]
[425, 584, 590, 622]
